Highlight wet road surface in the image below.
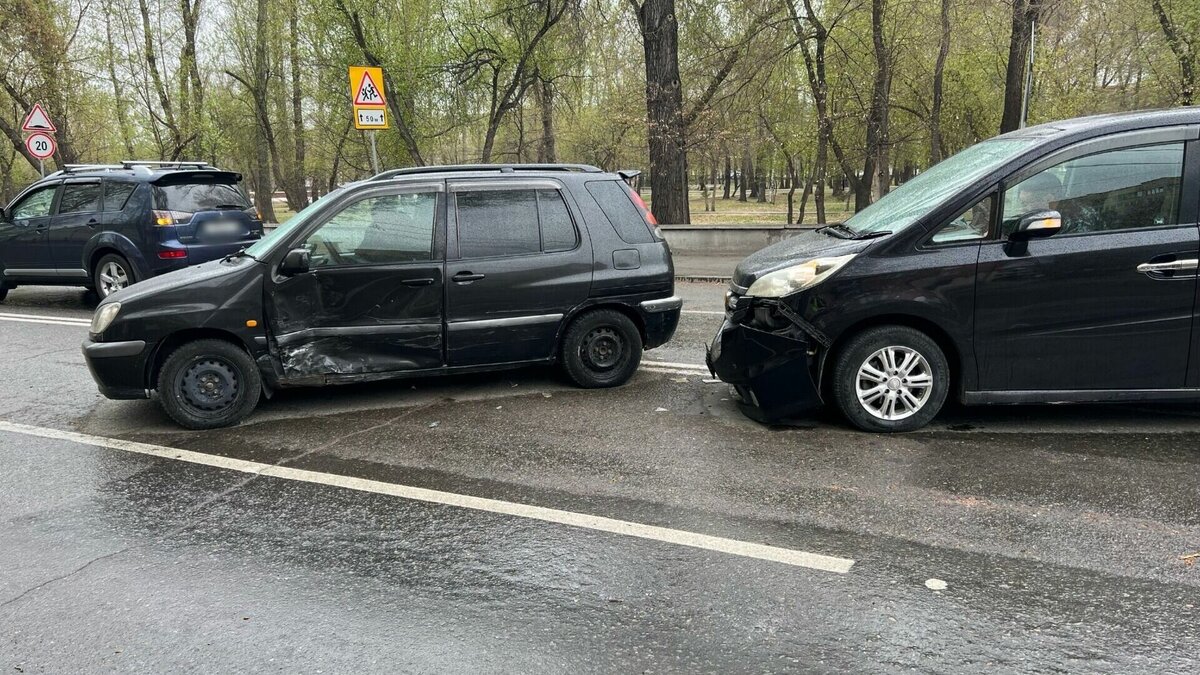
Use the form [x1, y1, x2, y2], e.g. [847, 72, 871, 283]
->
[1, 283, 1198, 672]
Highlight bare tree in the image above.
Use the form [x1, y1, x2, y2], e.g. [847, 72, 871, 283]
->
[929, 0, 951, 164]
[1001, 0, 1039, 133]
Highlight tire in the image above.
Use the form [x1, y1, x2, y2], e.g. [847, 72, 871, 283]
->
[157, 339, 262, 430]
[831, 326, 950, 432]
[94, 253, 136, 300]
[560, 309, 643, 388]
[0, 285, 8, 303]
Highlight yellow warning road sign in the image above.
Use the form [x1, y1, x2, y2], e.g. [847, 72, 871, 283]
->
[350, 66, 387, 107]
[354, 106, 388, 130]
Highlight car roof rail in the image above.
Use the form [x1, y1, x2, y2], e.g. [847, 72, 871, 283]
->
[56, 163, 127, 176]
[120, 160, 215, 170]
[369, 163, 604, 182]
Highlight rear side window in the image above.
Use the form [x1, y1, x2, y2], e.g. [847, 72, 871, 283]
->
[103, 182, 137, 211]
[585, 180, 653, 244]
[457, 190, 541, 257]
[153, 182, 250, 213]
[58, 183, 102, 214]
[537, 189, 578, 252]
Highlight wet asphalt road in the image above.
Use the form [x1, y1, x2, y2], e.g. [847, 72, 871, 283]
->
[1, 283, 1199, 672]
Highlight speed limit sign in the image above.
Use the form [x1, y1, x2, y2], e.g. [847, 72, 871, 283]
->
[25, 132, 56, 160]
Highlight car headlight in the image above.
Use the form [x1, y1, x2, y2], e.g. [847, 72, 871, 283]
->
[744, 255, 856, 298]
[90, 302, 122, 335]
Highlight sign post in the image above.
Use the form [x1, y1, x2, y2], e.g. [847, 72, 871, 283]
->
[349, 66, 389, 174]
[21, 104, 58, 176]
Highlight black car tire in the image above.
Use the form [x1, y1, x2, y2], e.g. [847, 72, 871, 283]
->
[831, 326, 949, 433]
[561, 309, 643, 388]
[157, 339, 262, 430]
[94, 253, 136, 300]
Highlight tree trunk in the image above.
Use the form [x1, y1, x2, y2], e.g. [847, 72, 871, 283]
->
[537, 77, 557, 162]
[798, 170, 814, 224]
[1001, 0, 1038, 133]
[722, 155, 731, 199]
[929, 0, 951, 164]
[784, 156, 797, 224]
[861, 0, 890, 210]
[139, 0, 182, 157]
[633, 0, 690, 224]
[104, 0, 136, 158]
[289, 4, 308, 208]
[179, 0, 203, 157]
[1151, 0, 1196, 106]
[739, 149, 749, 202]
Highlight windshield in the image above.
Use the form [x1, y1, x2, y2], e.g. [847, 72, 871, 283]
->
[843, 138, 1037, 235]
[244, 187, 347, 259]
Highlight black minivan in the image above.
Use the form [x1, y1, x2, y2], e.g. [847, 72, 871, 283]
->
[82, 164, 681, 429]
[0, 161, 263, 301]
[709, 107, 1200, 432]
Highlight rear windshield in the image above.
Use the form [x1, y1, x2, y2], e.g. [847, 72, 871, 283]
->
[153, 182, 251, 212]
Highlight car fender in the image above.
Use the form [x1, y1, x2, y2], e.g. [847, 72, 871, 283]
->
[84, 231, 151, 280]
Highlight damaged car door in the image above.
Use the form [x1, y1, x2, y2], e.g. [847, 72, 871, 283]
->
[266, 183, 446, 382]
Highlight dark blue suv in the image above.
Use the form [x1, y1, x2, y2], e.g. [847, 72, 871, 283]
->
[0, 161, 264, 301]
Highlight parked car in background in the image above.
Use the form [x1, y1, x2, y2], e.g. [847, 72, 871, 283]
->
[709, 107, 1200, 432]
[82, 163, 681, 429]
[0, 161, 263, 301]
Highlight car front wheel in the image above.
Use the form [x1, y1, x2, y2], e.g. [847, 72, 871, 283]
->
[831, 326, 949, 432]
[157, 339, 262, 429]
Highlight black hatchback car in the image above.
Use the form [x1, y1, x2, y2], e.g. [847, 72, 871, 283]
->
[82, 164, 681, 429]
[0, 161, 263, 301]
[709, 107, 1200, 432]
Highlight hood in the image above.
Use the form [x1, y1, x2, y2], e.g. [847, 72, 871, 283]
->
[104, 255, 258, 306]
[732, 229, 874, 289]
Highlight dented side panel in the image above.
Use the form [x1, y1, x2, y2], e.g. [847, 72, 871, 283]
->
[267, 264, 445, 381]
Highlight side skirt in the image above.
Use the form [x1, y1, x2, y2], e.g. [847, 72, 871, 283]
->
[963, 388, 1200, 405]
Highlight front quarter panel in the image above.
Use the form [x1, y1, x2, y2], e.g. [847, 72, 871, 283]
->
[802, 240, 981, 390]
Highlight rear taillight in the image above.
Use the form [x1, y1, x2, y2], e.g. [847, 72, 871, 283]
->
[158, 248, 188, 260]
[622, 184, 658, 225]
[153, 210, 195, 227]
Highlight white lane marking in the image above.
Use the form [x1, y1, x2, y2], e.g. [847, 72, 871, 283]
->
[643, 359, 709, 370]
[0, 313, 91, 327]
[642, 366, 714, 377]
[681, 310, 725, 316]
[0, 420, 854, 574]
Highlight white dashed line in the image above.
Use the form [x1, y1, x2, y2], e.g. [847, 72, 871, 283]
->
[0, 420, 855, 574]
[0, 312, 91, 327]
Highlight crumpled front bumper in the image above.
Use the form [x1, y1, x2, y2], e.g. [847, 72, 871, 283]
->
[706, 311, 823, 422]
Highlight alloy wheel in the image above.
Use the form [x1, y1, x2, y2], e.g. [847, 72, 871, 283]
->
[855, 345, 934, 421]
[98, 261, 130, 297]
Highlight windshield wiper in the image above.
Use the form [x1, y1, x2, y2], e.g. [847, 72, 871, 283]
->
[817, 223, 854, 239]
[213, 203, 249, 210]
[223, 246, 254, 262]
[852, 230, 893, 240]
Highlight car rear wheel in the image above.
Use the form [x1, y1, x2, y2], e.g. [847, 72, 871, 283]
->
[561, 309, 643, 388]
[157, 339, 262, 429]
[831, 326, 949, 432]
[94, 254, 135, 299]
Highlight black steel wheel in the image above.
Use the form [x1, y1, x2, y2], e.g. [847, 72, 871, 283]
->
[561, 309, 643, 388]
[157, 339, 261, 429]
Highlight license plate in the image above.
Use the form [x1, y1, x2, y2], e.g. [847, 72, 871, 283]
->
[205, 220, 243, 236]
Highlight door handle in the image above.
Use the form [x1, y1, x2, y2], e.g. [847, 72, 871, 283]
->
[1137, 259, 1198, 274]
[402, 277, 435, 287]
[87, 218, 99, 227]
[452, 271, 485, 283]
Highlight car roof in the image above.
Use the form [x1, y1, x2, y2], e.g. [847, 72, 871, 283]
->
[1000, 106, 1200, 141]
[366, 163, 629, 185]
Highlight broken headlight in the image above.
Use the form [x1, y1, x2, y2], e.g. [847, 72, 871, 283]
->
[744, 255, 856, 298]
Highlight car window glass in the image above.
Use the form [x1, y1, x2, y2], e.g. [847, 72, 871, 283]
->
[538, 189, 578, 252]
[585, 180, 653, 244]
[58, 183, 102, 214]
[10, 185, 57, 220]
[931, 195, 993, 244]
[103, 182, 137, 211]
[1001, 143, 1184, 236]
[457, 190, 540, 258]
[153, 182, 250, 212]
[303, 192, 436, 268]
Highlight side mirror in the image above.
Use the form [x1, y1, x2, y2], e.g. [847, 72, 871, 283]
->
[280, 247, 310, 276]
[1009, 210, 1062, 241]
